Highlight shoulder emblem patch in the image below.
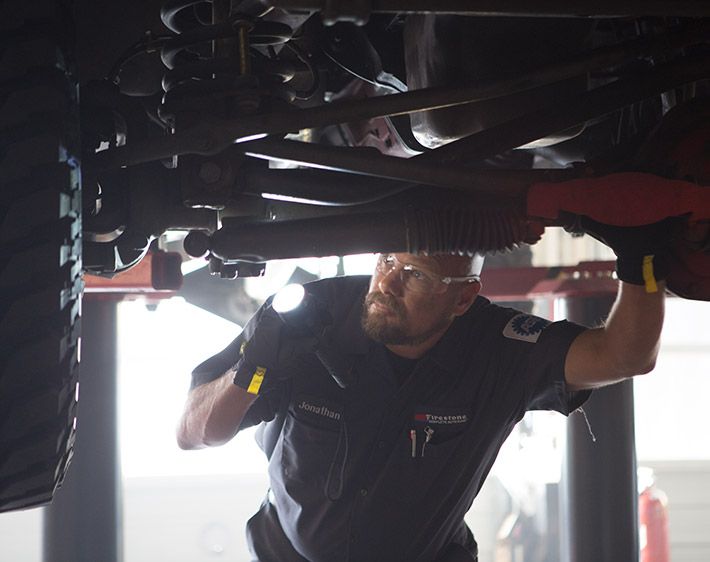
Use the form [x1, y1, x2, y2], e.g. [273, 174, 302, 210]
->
[503, 314, 551, 343]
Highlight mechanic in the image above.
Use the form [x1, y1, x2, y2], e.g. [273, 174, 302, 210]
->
[177, 221, 667, 562]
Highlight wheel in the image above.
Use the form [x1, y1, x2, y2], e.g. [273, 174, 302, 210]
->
[0, 0, 82, 512]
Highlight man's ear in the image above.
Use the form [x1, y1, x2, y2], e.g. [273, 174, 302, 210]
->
[453, 281, 481, 316]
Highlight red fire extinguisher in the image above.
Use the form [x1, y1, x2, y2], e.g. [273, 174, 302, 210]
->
[639, 468, 670, 562]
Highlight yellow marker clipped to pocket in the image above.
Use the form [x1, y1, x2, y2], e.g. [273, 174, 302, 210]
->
[246, 366, 267, 395]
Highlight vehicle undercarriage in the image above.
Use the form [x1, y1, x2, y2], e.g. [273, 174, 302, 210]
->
[1, 0, 709, 513]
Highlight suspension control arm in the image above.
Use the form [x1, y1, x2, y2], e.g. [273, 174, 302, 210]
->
[527, 173, 710, 226]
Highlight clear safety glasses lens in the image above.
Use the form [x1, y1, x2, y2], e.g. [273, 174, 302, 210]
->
[376, 255, 447, 294]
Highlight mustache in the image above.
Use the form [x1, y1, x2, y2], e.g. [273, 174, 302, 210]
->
[365, 292, 405, 315]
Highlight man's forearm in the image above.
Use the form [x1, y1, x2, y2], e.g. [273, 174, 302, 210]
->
[604, 281, 665, 375]
[565, 281, 665, 390]
[177, 370, 257, 449]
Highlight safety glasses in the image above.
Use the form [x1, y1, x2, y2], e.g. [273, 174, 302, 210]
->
[375, 254, 480, 295]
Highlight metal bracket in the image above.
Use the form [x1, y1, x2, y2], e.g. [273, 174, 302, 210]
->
[208, 255, 266, 278]
[321, 0, 370, 25]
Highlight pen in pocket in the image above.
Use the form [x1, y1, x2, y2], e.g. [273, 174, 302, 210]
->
[421, 427, 434, 457]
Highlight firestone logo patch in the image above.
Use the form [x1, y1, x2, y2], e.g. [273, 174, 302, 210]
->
[503, 314, 550, 343]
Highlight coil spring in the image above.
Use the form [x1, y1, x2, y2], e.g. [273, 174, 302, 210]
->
[158, 0, 294, 127]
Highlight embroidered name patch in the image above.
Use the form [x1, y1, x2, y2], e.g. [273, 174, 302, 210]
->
[503, 314, 551, 343]
[296, 399, 342, 422]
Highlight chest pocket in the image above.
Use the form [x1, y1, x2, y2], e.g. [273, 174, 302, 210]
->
[379, 407, 471, 507]
[272, 395, 343, 488]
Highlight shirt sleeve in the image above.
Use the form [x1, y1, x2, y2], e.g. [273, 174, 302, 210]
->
[238, 385, 287, 430]
[487, 308, 591, 415]
[189, 334, 243, 390]
[522, 318, 591, 415]
[188, 300, 287, 428]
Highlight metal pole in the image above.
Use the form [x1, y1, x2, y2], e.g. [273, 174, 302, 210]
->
[243, 139, 535, 195]
[42, 297, 123, 562]
[558, 295, 639, 562]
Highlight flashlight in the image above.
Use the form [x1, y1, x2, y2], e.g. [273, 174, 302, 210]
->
[273, 283, 325, 334]
[272, 283, 305, 314]
[272, 283, 356, 389]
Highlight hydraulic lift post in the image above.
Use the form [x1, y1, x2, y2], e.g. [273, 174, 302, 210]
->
[42, 297, 123, 562]
[558, 294, 639, 562]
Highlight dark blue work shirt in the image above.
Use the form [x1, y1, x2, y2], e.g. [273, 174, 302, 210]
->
[191, 275, 590, 562]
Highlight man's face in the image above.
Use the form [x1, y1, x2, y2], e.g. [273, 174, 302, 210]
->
[361, 253, 477, 347]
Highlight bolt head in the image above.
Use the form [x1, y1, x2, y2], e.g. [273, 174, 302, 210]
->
[183, 230, 211, 258]
[198, 161, 222, 184]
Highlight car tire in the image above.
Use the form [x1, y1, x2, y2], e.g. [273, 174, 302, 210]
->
[0, 0, 83, 513]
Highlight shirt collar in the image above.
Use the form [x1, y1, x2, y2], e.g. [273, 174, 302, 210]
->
[422, 296, 488, 372]
[331, 282, 372, 356]
[332, 280, 488, 365]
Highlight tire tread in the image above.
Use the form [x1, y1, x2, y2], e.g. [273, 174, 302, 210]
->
[0, 0, 82, 514]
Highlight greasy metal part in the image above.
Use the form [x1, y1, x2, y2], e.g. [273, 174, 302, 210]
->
[158, 0, 292, 136]
[208, 212, 409, 261]
[235, 0, 274, 17]
[406, 206, 537, 254]
[423, 54, 710, 165]
[321, 0, 371, 25]
[272, 0, 710, 18]
[527, 172, 710, 225]
[241, 167, 523, 207]
[206, 203, 533, 262]
[241, 167, 414, 205]
[161, 0, 201, 33]
[242, 139, 576, 196]
[180, 150, 247, 210]
[90, 24, 710, 171]
[213, 0, 237, 64]
[213, 0, 231, 22]
[237, 21, 252, 75]
[184, 230, 211, 257]
[209, 256, 266, 278]
[631, 96, 710, 301]
[131, 166, 218, 233]
[84, 251, 184, 293]
[84, 163, 216, 275]
[229, 176, 514, 222]
[403, 15, 592, 151]
[178, 264, 261, 326]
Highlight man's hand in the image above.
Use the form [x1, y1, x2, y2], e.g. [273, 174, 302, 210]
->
[232, 304, 318, 396]
[563, 217, 678, 390]
[557, 215, 684, 390]
[576, 215, 683, 293]
[177, 372, 258, 449]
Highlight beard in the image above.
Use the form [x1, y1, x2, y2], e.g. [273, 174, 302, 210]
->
[361, 292, 452, 346]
